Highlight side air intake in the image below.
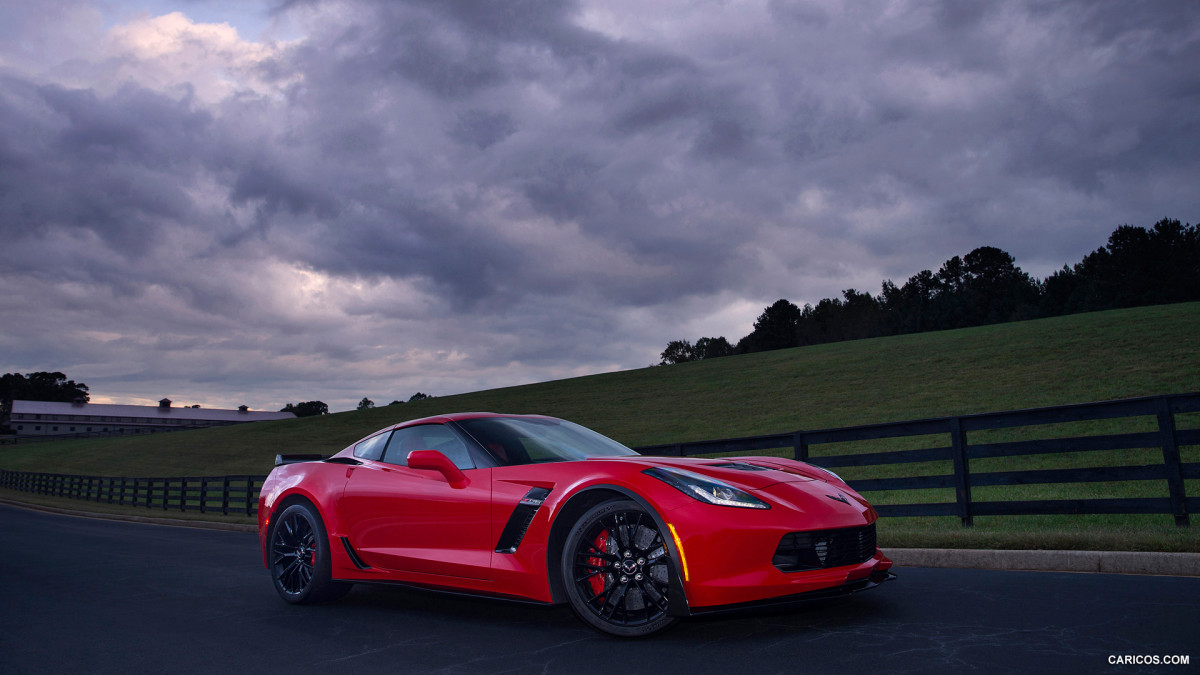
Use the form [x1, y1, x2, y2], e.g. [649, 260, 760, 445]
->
[494, 487, 552, 554]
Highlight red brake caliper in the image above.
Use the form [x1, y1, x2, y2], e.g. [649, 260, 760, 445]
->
[588, 530, 609, 598]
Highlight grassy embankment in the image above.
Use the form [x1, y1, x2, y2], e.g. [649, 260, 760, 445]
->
[3, 302, 1198, 550]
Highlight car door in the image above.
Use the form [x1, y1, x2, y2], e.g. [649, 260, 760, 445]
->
[341, 423, 493, 581]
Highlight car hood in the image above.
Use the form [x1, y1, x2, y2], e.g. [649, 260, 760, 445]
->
[589, 455, 818, 490]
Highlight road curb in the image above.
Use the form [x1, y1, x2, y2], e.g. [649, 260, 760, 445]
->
[883, 547, 1200, 577]
[0, 497, 257, 533]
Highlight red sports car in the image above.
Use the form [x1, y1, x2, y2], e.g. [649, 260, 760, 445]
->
[258, 413, 894, 636]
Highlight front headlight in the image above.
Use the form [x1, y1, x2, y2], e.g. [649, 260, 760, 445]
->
[643, 467, 770, 509]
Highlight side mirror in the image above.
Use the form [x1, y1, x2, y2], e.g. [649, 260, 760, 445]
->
[407, 450, 469, 489]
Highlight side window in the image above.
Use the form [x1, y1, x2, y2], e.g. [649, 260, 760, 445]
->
[383, 424, 475, 470]
[352, 432, 390, 461]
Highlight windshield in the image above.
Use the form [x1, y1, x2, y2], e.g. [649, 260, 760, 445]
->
[456, 417, 638, 466]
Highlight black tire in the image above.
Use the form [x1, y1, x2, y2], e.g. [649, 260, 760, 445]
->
[561, 499, 679, 637]
[268, 502, 351, 604]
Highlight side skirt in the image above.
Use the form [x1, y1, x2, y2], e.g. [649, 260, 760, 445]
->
[332, 577, 561, 607]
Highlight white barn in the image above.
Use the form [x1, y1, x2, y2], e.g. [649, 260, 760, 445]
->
[9, 398, 295, 438]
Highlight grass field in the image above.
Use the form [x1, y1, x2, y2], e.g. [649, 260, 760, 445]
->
[3, 302, 1198, 550]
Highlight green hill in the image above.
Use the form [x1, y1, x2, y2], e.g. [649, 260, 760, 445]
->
[3, 302, 1198, 478]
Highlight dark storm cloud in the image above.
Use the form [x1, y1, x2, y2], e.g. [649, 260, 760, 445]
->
[0, 77, 210, 273]
[206, 0, 1200, 302]
[2, 0, 1198, 410]
[253, 0, 768, 311]
[449, 109, 517, 150]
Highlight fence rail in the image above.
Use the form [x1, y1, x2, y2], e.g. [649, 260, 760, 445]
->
[0, 470, 265, 517]
[2, 393, 1196, 525]
[636, 392, 1199, 526]
[0, 426, 204, 445]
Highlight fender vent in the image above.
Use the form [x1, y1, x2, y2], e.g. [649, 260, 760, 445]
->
[495, 487, 551, 554]
[341, 537, 371, 570]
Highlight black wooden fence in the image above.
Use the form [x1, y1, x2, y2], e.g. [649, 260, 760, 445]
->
[637, 393, 1199, 526]
[0, 471, 265, 517]
[0, 426, 203, 445]
[2, 394, 1196, 525]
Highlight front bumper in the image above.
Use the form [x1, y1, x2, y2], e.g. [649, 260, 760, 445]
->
[661, 486, 894, 613]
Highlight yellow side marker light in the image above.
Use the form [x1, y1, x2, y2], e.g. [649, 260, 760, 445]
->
[667, 523, 690, 582]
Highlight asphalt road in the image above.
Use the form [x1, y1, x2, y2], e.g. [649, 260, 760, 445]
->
[1, 503, 1196, 674]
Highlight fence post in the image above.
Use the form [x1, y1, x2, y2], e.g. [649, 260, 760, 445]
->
[242, 475, 254, 511]
[1156, 397, 1190, 526]
[950, 417, 973, 527]
[222, 476, 230, 516]
[793, 432, 809, 462]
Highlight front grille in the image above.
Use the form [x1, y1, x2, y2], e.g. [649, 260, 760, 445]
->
[772, 524, 876, 572]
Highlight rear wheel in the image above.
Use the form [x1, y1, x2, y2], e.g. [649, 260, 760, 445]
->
[269, 502, 351, 604]
[562, 500, 678, 637]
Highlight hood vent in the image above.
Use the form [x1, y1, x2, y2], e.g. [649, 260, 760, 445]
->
[709, 462, 770, 471]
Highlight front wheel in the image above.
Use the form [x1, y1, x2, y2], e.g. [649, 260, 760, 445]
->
[561, 500, 679, 637]
[269, 502, 351, 604]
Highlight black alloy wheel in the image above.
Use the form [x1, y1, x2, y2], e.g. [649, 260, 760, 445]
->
[269, 502, 350, 604]
[562, 499, 678, 637]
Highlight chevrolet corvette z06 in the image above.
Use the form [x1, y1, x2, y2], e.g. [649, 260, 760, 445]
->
[259, 413, 894, 636]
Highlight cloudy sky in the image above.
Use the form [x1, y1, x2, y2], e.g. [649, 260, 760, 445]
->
[1, 0, 1197, 412]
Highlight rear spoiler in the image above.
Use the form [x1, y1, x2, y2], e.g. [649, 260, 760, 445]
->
[275, 453, 326, 467]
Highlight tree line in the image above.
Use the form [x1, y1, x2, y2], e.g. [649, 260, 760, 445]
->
[0, 372, 91, 433]
[661, 218, 1200, 364]
[350, 392, 436, 412]
[280, 391, 435, 416]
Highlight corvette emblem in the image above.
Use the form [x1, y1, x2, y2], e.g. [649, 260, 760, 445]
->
[826, 493, 851, 505]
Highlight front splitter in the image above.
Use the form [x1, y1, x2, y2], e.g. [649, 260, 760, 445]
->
[684, 571, 896, 617]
